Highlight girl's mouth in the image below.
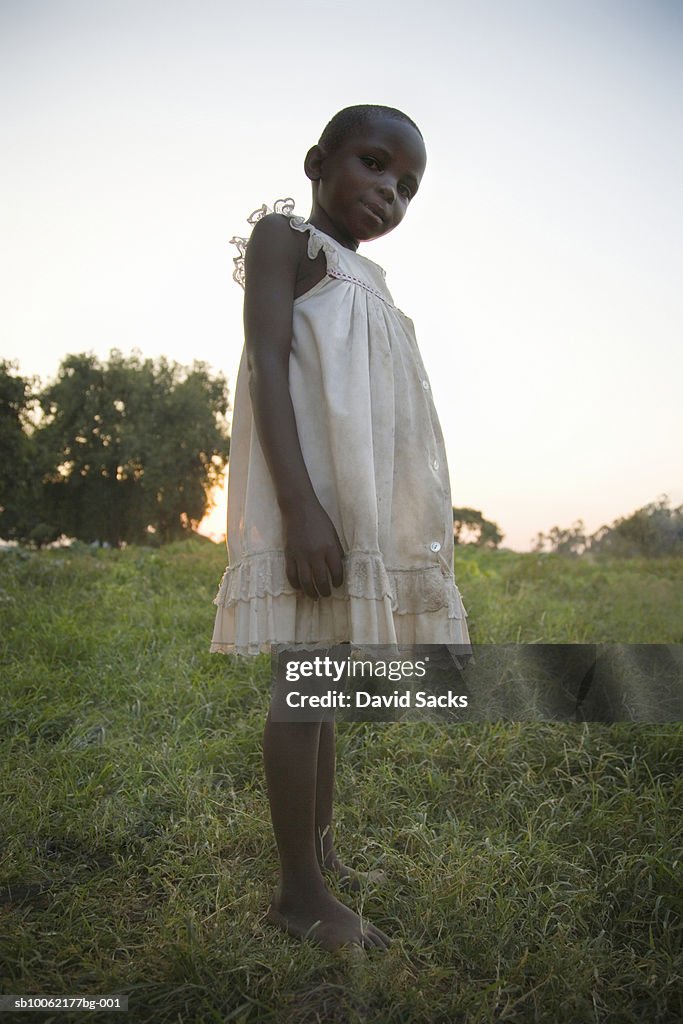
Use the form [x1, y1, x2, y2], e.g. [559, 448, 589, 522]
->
[363, 202, 385, 225]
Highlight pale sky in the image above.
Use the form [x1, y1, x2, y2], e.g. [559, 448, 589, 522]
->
[2, 0, 681, 550]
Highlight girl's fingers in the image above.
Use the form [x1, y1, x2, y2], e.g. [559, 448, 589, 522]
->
[287, 547, 344, 599]
[328, 545, 344, 589]
[312, 557, 332, 598]
[285, 553, 300, 592]
[296, 562, 318, 601]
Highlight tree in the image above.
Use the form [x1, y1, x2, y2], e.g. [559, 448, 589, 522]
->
[531, 520, 588, 556]
[35, 350, 230, 545]
[453, 507, 504, 549]
[0, 361, 58, 545]
[589, 496, 683, 558]
[532, 497, 683, 557]
[0, 361, 31, 538]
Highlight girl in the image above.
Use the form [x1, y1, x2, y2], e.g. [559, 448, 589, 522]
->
[211, 105, 470, 951]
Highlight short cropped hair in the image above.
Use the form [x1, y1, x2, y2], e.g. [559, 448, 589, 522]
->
[318, 105, 423, 154]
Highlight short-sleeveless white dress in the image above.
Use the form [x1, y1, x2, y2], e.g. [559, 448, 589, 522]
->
[211, 200, 470, 655]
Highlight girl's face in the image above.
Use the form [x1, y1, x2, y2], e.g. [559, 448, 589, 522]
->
[306, 117, 427, 250]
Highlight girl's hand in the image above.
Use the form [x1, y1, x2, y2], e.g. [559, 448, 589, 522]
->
[283, 500, 345, 599]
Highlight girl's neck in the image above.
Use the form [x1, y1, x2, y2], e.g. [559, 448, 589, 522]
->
[307, 206, 359, 252]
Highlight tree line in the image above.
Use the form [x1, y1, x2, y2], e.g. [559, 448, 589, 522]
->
[531, 496, 683, 558]
[453, 497, 682, 557]
[2, 354, 679, 556]
[453, 500, 682, 558]
[0, 352, 230, 547]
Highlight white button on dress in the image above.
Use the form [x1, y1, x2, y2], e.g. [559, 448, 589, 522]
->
[430, 541, 442, 553]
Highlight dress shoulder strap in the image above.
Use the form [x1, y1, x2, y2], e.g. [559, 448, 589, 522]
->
[230, 199, 393, 307]
[286, 215, 343, 274]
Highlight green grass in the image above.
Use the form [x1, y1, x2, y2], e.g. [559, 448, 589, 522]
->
[0, 540, 681, 1023]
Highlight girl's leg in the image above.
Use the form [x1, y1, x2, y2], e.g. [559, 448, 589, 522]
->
[314, 719, 337, 869]
[262, 705, 390, 951]
[315, 720, 386, 890]
[263, 710, 325, 895]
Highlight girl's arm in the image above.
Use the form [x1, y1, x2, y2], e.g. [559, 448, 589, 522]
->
[243, 214, 344, 600]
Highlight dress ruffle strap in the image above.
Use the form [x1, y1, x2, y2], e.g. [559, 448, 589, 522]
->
[229, 198, 296, 288]
[287, 215, 341, 276]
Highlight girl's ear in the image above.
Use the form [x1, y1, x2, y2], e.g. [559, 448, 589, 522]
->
[304, 144, 324, 181]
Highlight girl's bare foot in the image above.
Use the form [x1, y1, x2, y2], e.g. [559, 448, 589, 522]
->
[267, 886, 390, 951]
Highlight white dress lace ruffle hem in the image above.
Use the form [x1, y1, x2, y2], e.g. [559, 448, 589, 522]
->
[211, 200, 470, 655]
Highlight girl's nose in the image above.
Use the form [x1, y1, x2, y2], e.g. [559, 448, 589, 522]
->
[377, 182, 396, 203]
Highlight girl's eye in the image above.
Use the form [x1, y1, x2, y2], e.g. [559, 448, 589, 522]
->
[398, 184, 413, 199]
[361, 156, 381, 170]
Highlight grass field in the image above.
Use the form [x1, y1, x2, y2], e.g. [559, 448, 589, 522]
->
[1, 540, 681, 1023]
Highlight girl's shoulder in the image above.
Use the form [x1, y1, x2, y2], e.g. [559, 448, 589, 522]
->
[230, 199, 308, 289]
[249, 210, 300, 243]
[246, 211, 308, 265]
[246, 214, 328, 301]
